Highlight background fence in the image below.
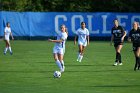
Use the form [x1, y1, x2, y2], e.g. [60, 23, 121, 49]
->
[0, 11, 140, 40]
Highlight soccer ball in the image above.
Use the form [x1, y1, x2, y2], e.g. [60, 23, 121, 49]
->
[53, 71, 61, 78]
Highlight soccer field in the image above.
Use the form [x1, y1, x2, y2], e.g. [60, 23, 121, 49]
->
[0, 41, 140, 93]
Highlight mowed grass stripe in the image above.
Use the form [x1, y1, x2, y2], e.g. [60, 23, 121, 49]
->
[0, 41, 140, 93]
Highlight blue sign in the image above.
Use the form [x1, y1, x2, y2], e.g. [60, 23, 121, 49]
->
[0, 11, 140, 36]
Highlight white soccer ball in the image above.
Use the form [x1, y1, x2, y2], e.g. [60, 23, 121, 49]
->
[53, 71, 61, 78]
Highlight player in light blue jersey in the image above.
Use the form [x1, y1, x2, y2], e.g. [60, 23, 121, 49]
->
[48, 24, 68, 73]
[74, 22, 90, 62]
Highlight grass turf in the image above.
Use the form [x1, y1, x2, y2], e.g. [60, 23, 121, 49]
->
[0, 41, 140, 93]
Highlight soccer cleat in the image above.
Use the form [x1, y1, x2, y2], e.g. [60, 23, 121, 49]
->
[113, 62, 117, 66]
[119, 63, 123, 65]
[10, 51, 13, 55]
[79, 60, 82, 62]
[77, 59, 79, 62]
[4, 52, 6, 55]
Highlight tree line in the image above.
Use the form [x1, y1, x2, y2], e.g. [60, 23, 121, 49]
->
[0, 0, 140, 12]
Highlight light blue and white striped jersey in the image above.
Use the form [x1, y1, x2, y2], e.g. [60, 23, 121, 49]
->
[55, 31, 68, 49]
[76, 28, 89, 43]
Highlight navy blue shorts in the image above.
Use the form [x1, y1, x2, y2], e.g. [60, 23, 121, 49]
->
[114, 42, 123, 47]
[133, 43, 140, 51]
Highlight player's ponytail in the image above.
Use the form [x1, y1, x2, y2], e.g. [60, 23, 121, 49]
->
[65, 27, 68, 35]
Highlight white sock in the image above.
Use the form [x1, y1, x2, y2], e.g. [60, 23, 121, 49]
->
[60, 60, 65, 72]
[9, 47, 12, 52]
[79, 55, 83, 62]
[56, 60, 63, 71]
[77, 53, 81, 61]
[4, 47, 8, 53]
[61, 60, 64, 67]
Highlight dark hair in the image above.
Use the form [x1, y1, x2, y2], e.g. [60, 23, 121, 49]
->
[81, 22, 86, 25]
[6, 22, 10, 26]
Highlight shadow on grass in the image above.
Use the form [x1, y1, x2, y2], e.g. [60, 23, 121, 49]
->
[88, 84, 140, 88]
[65, 64, 112, 67]
[65, 69, 132, 73]
[0, 69, 132, 73]
[0, 70, 53, 73]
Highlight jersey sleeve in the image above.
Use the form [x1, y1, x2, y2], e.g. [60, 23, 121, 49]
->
[75, 29, 79, 35]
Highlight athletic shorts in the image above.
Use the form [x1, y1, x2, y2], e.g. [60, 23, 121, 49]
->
[114, 42, 123, 47]
[133, 43, 140, 51]
[53, 46, 64, 55]
[4, 37, 10, 41]
[78, 41, 87, 46]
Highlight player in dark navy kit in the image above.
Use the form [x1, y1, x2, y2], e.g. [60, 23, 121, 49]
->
[110, 19, 126, 66]
[128, 22, 140, 71]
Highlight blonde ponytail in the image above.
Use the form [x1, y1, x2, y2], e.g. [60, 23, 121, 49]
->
[65, 27, 68, 35]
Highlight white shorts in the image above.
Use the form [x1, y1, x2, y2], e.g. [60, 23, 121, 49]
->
[53, 46, 64, 55]
[5, 37, 10, 41]
[78, 41, 87, 46]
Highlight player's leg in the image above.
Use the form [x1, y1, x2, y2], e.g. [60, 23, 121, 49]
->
[135, 47, 140, 70]
[9, 43, 13, 54]
[138, 47, 140, 70]
[79, 45, 86, 62]
[4, 40, 9, 55]
[117, 44, 123, 65]
[77, 44, 83, 62]
[114, 44, 123, 66]
[53, 47, 63, 71]
[113, 44, 119, 66]
[134, 50, 138, 71]
[58, 53, 65, 72]
[54, 53, 63, 71]
[7, 41, 13, 55]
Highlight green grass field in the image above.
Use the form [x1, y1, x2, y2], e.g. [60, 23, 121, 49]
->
[0, 41, 140, 93]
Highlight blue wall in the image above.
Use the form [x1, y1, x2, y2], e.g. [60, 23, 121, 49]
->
[0, 11, 140, 37]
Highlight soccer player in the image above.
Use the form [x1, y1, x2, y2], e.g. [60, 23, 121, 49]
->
[4, 22, 14, 55]
[48, 24, 68, 73]
[74, 22, 89, 62]
[110, 19, 126, 66]
[128, 22, 140, 71]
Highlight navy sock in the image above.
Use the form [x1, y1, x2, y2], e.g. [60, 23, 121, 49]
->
[134, 57, 139, 71]
[115, 52, 119, 62]
[119, 53, 122, 63]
